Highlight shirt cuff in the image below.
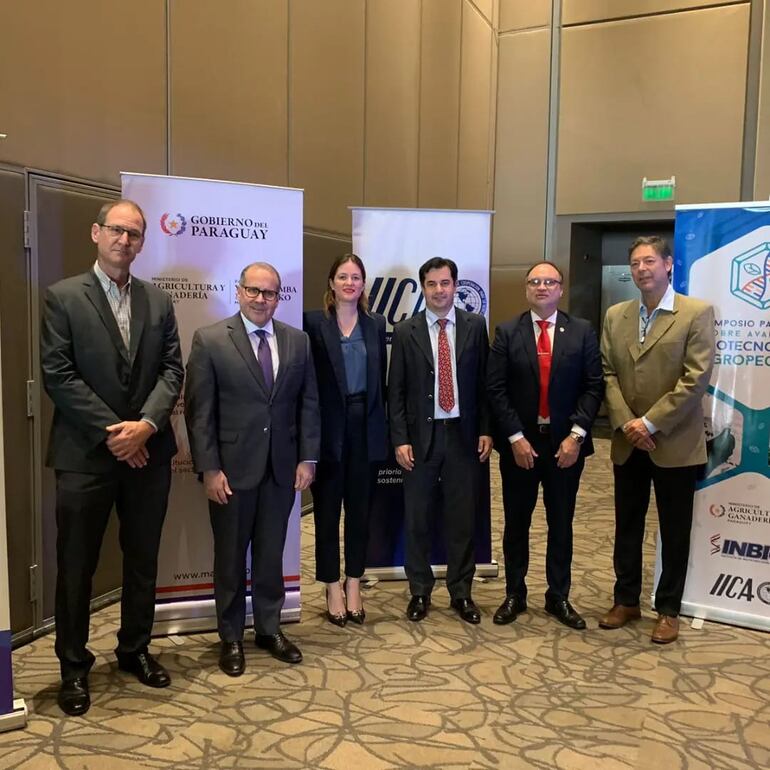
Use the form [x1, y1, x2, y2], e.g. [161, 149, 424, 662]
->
[141, 417, 158, 433]
[570, 424, 587, 438]
[641, 416, 657, 435]
[300, 460, 317, 464]
[508, 432, 524, 444]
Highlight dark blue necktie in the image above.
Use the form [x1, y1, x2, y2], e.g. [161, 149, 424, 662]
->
[255, 330, 273, 392]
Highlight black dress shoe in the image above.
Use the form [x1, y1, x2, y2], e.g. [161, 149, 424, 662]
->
[493, 595, 527, 625]
[406, 595, 430, 622]
[58, 677, 90, 716]
[255, 632, 302, 664]
[117, 652, 171, 687]
[219, 641, 245, 677]
[450, 597, 481, 624]
[346, 608, 365, 625]
[545, 599, 586, 630]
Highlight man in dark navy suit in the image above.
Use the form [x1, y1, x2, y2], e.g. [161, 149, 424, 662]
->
[388, 257, 493, 624]
[487, 261, 604, 629]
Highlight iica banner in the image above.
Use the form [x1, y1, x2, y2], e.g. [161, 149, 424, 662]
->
[351, 207, 496, 579]
[122, 173, 304, 633]
[673, 202, 770, 632]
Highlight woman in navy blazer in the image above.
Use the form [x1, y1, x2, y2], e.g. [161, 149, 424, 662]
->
[304, 254, 388, 626]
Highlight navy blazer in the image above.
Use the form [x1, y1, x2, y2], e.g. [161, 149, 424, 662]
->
[41, 270, 183, 473]
[388, 308, 491, 461]
[486, 310, 604, 456]
[303, 308, 388, 463]
[184, 314, 321, 489]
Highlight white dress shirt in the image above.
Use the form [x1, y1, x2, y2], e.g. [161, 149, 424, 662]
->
[241, 313, 279, 378]
[425, 306, 461, 419]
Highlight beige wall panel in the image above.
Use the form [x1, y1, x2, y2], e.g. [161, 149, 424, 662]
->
[470, 0, 496, 27]
[170, 0, 288, 186]
[419, 0, 462, 207]
[458, 3, 495, 209]
[0, 0, 165, 183]
[492, 29, 549, 266]
[364, 0, 420, 207]
[290, 0, 365, 234]
[489, 266, 530, 333]
[557, 6, 749, 215]
[754, 0, 770, 199]
[563, 0, 745, 26]
[499, 0, 550, 31]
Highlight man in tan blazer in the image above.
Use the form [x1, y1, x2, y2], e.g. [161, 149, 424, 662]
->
[599, 236, 714, 644]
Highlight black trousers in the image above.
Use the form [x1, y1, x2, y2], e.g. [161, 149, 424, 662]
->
[54, 463, 171, 681]
[311, 395, 371, 582]
[613, 449, 698, 616]
[498, 431, 584, 602]
[209, 467, 295, 641]
[403, 421, 477, 600]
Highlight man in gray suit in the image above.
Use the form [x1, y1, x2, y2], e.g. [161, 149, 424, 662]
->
[41, 199, 184, 716]
[185, 262, 320, 676]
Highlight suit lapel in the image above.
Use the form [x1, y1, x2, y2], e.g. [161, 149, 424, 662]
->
[360, 311, 379, 403]
[626, 299, 678, 362]
[272, 321, 291, 397]
[83, 271, 129, 363]
[411, 312, 434, 367]
[518, 313, 539, 383]
[454, 310, 470, 362]
[320, 312, 348, 400]
[228, 314, 270, 397]
[549, 310, 569, 382]
[128, 278, 147, 368]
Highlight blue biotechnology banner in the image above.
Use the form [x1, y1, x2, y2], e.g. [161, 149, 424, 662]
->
[673, 202, 770, 631]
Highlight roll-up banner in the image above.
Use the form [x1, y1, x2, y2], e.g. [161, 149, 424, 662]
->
[668, 202, 770, 632]
[351, 207, 497, 579]
[121, 173, 304, 633]
[0, 314, 27, 732]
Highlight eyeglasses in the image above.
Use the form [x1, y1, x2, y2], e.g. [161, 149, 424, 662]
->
[99, 224, 143, 242]
[240, 285, 279, 301]
[526, 278, 562, 288]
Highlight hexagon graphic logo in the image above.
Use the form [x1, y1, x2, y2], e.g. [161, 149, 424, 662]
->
[730, 243, 770, 309]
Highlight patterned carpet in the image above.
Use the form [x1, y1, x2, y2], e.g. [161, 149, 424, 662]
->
[2, 439, 768, 769]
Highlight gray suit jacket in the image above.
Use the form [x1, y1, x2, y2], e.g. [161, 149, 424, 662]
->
[184, 313, 321, 489]
[41, 270, 184, 473]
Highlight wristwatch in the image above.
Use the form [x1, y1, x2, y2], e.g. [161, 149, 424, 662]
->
[569, 431, 585, 444]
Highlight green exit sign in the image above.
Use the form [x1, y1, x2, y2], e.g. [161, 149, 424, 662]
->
[642, 176, 676, 202]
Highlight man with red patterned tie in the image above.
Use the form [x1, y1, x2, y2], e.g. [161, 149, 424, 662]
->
[389, 258, 493, 624]
[487, 262, 604, 629]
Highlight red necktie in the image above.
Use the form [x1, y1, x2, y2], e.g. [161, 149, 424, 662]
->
[437, 318, 454, 412]
[536, 320, 551, 420]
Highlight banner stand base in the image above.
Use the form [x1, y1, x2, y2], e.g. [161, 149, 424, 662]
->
[364, 561, 499, 582]
[153, 603, 300, 637]
[0, 700, 27, 733]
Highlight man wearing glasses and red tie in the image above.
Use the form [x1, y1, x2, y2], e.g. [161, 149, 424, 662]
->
[185, 262, 319, 676]
[487, 261, 604, 630]
[389, 257, 493, 624]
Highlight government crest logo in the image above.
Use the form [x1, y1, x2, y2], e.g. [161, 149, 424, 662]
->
[160, 212, 187, 236]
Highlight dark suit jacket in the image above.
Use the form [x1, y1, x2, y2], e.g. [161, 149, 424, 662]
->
[388, 308, 491, 460]
[184, 313, 321, 490]
[487, 310, 604, 456]
[41, 270, 183, 473]
[303, 308, 388, 463]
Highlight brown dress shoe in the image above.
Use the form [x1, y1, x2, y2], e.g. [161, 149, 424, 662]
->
[651, 614, 679, 644]
[598, 604, 642, 629]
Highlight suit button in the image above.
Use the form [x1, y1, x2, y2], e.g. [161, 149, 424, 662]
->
[428, 394, 433, 400]
[429, 370, 434, 375]
[263, 427, 269, 433]
[427, 417, 433, 423]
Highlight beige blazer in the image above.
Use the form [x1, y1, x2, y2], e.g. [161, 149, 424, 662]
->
[601, 293, 715, 468]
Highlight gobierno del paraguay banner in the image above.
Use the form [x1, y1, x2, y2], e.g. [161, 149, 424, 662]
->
[671, 201, 770, 632]
[122, 173, 304, 633]
[351, 207, 497, 580]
